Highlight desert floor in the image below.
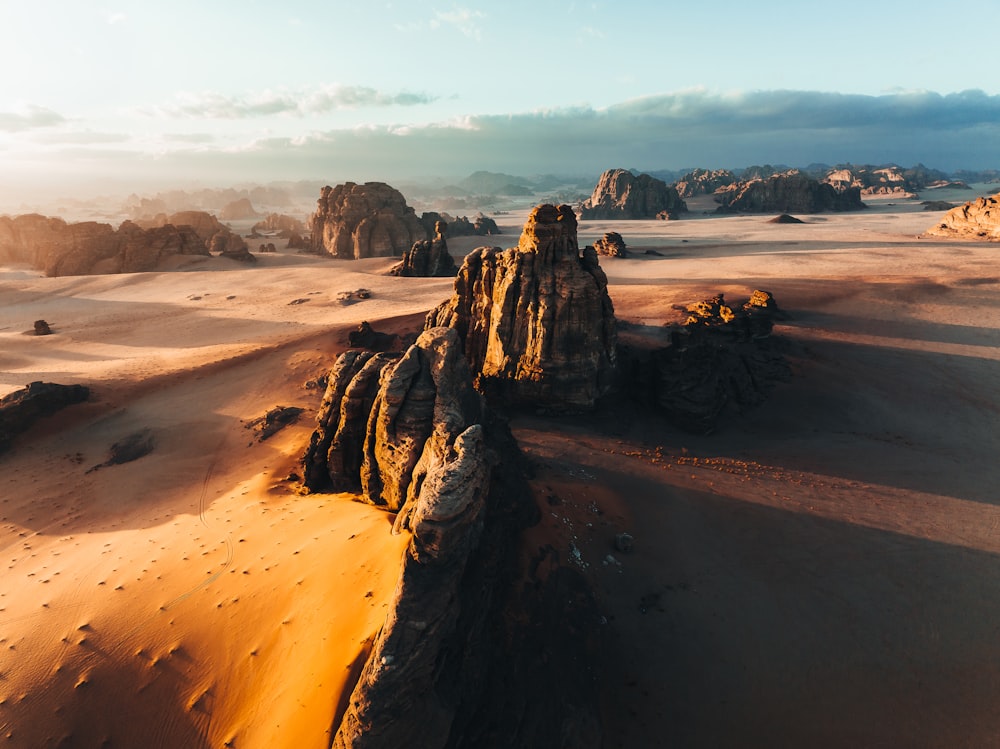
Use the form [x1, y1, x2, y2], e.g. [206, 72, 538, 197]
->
[1, 187, 999, 747]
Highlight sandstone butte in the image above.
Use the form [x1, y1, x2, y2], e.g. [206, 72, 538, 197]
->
[390, 220, 458, 277]
[309, 182, 428, 259]
[924, 192, 1000, 240]
[714, 170, 865, 213]
[427, 203, 617, 410]
[580, 168, 688, 219]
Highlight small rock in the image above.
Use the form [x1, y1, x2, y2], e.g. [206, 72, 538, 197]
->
[614, 532, 634, 553]
[33, 320, 52, 335]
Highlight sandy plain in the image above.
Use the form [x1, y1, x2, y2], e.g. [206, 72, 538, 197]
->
[1, 187, 999, 747]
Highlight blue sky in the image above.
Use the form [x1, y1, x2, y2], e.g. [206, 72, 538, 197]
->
[2, 0, 999, 197]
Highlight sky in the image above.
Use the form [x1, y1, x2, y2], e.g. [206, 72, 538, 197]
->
[2, 0, 1000, 201]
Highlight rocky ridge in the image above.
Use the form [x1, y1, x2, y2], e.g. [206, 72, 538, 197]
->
[923, 193, 1000, 240]
[427, 204, 617, 410]
[310, 182, 428, 259]
[715, 170, 865, 213]
[580, 169, 688, 220]
[672, 168, 737, 198]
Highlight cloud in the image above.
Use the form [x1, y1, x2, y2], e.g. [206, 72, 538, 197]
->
[139, 85, 439, 120]
[9, 89, 1000, 188]
[432, 8, 485, 40]
[0, 105, 67, 133]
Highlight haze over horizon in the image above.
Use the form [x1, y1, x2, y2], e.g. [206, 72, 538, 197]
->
[2, 0, 1000, 204]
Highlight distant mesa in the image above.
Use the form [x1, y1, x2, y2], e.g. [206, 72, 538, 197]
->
[921, 200, 955, 212]
[390, 220, 458, 278]
[309, 182, 428, 259]
[768, 213, 804, 224]
[714, 170, 865, 214]
[580, 169, 688, 220]
[458, 170, 535, 196]
[219, 198, 259, 220]
[593, 231, 628, 257]
[672, 168, 737, 198]
[924, 193, 1000, 241]
[427, 203, 617, 410]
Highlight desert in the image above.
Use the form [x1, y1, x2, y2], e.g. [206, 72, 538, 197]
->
[0, 176, 998, 747]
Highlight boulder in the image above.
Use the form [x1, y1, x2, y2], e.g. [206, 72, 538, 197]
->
[924, 193, 1000, 240]
[715, 170, 865, 213]
[593, 231, 627, 257]
[580, 169, 687, 220]
[309, 182, 428, 259]
[427, 204, 617, 410]
[0, 381, 90, 453]
[390, 220, 458, 277]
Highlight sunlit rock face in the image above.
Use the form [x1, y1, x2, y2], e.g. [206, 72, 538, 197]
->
[426, 203, 617, 410]
[309, 181, 428, 259]
[714, 170, 865, 213]
[924, 193, 1000, 240]
[580, 168, 688, 219]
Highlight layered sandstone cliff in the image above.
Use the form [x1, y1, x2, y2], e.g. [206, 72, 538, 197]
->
[310, 182, 428, 259]
[426, 204, 617, 410]
[580, 169, 687, 219]
[924, 193, 1000, 240]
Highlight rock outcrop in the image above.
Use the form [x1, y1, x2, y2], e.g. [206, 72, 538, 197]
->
[138, 211, 252, 262]
[310, 182, 428, 259]
[427, 204, 617, 410]
[219, 198, 259, 220]
[620, 291, 790, 432]
[0, 381, 90, 453]
[0, 214, 211, 276]
[715, 170, 865, 213]
[302, 327, 601, 747]
[593, 231, 627, 257]
[672, 168, 737, 198]
[581, 169, 688, 220]
[419, 211, 500, 237]
[924, 193, 1000, 240]
[251, 213, 307, 235]
[390, 220, 458, 277]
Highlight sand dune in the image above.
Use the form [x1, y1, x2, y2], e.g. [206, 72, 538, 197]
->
[1, 200, 999, 747]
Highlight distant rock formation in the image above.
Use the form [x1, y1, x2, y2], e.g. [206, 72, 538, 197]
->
[138, 210, 252, 262]
[580, 169, 688, 219]
[0, 214, 211, 276]
[310, 182, 428, 259]
[715, 171, 865, 214]
[390, 220, 458, 277]
[219, 198, 259, 220]
[593, 231, 627, 257]
[672, 168, 737, 198]
[252, 213, 307, 235]
[921, 201, 955, 212]
[0, 381, 90, 453]
[924, 193, 1000, 240]
[208, 231, 255, 262]
[427, 204, 617, 410]
[620, 291, 790, 432]
[419, 211, 500, 237]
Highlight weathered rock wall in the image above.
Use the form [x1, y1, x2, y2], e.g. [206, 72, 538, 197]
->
[580, 168, 688, 219]
[924, 193, 1000, 240]
[310, 182, 428, 259]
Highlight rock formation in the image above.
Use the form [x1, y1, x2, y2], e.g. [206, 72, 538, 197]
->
[301, 327, 602, 747]
[208, 230, 255, 262]
[923, 193, 1000, 240]
[768, 214, 804, 224]
[419, 211, 500, 237]
[251, 213, 307, 235]
[580, 169, 688, 220]
[672, 168, 737, 198]
[137, 211, 228, 242]
[310, 182, 428, 259]
[0, 381, 90, 453]
[390, 220, 458, 277]
[219, 198, 259, 220]
[0, 214, 211, 276]
[593, 231, 627, 257]
[619, 291, 790, 432]
[427, 204, 617, 410]
[715, 170, 865, 213]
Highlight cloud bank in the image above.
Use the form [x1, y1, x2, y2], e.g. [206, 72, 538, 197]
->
[7, 89, 1000, 190]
